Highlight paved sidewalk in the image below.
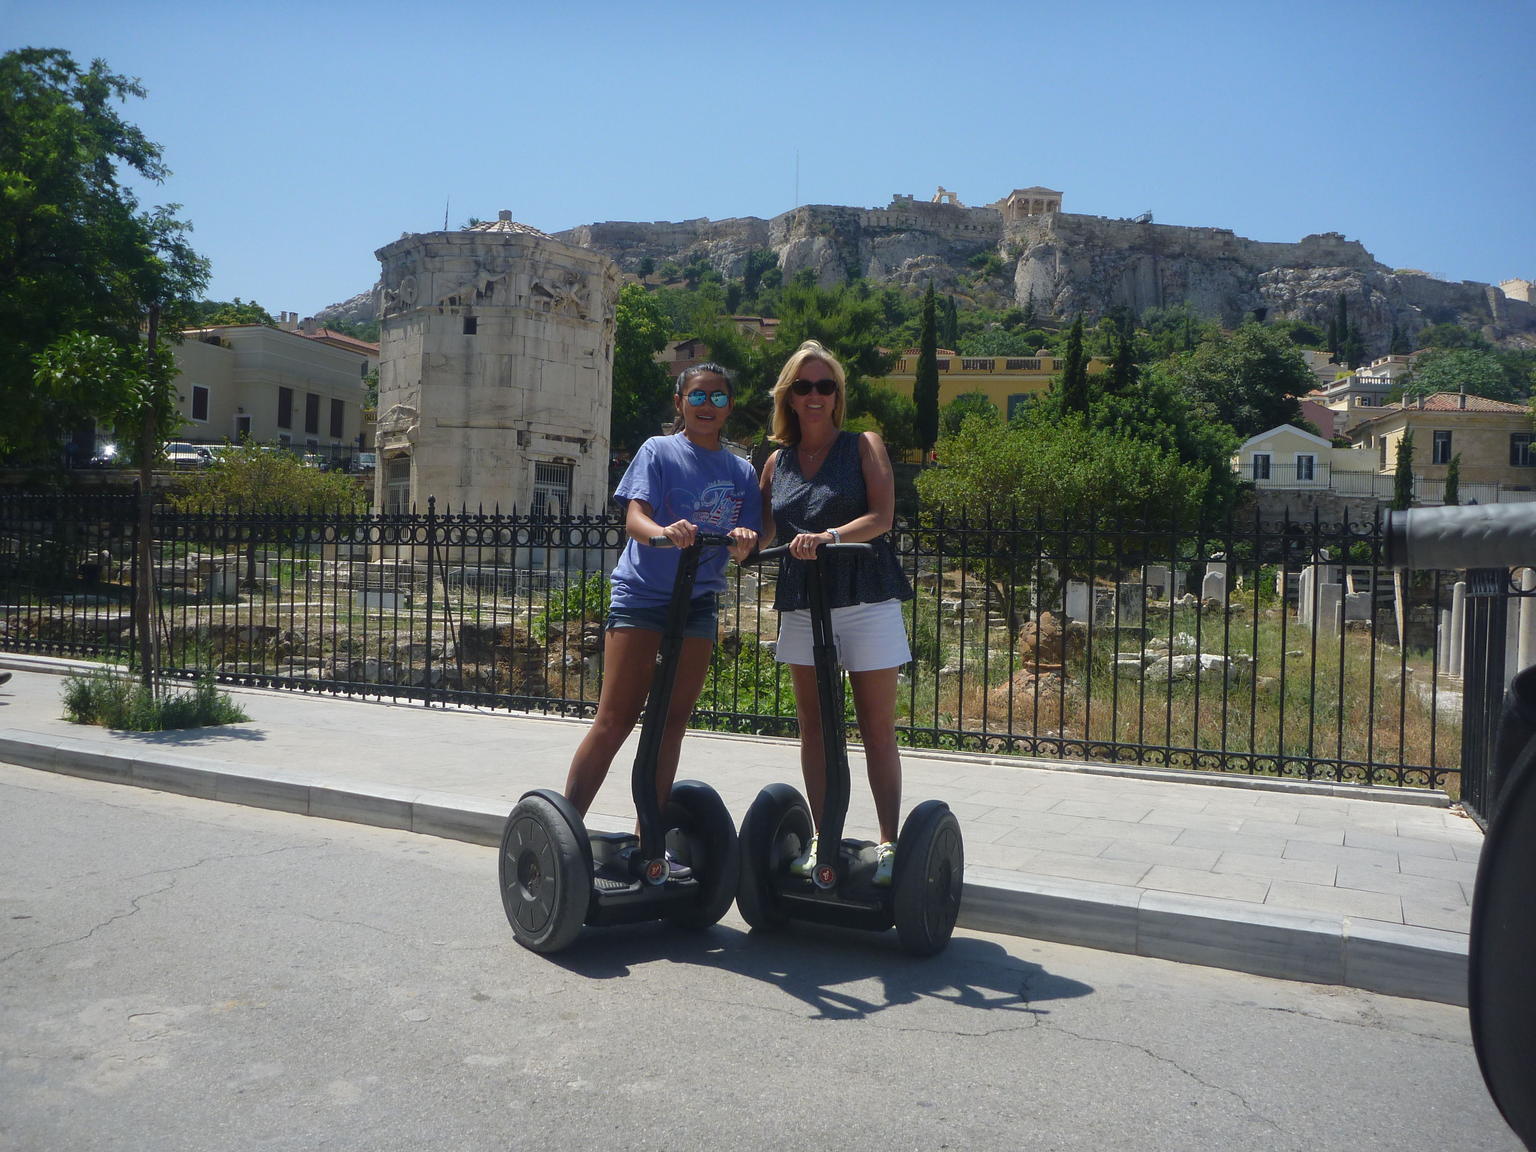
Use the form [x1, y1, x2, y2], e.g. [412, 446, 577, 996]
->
[0, 655, 1480, 1004]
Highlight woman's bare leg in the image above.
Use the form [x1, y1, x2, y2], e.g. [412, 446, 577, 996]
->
[849, 666, 902, 844]
[562, 627, 660, 816]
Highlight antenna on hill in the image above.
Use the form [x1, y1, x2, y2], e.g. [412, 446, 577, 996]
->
[444, 196, 451, 231]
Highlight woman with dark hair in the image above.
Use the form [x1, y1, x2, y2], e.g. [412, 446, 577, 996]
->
[561, 363, 759, 875]
[758, 340, 913, 885]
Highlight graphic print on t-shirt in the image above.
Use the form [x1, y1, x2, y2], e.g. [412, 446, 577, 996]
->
[665, 480, 744, 529]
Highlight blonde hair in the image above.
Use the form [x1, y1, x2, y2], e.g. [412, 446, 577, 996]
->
[770, 340, 847, 445]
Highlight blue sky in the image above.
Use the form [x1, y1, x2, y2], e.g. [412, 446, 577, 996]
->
[6, 0, 1533, 319]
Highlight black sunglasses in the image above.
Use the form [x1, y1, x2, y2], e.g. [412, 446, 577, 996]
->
[791, 378, 837, 396]
[685, 389, 730, 408]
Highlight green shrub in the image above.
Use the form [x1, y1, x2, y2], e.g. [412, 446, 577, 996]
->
[533, 570, 611, 642]
[61, 669, 249, 731]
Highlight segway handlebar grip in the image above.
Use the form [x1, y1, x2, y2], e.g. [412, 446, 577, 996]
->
[1384, 504, 1536, 571]
[646, 532, 736, 548]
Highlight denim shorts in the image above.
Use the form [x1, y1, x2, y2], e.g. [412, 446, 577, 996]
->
[605, 593, 719, 639]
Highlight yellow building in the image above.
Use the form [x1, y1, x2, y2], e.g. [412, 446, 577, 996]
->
[871, 350, 1107, 420]
[1349, 392, 1536, 504]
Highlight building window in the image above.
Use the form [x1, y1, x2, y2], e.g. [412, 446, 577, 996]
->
[1251, 453, 1271, 481]
[305, 393, 320, 435]
[1378, 437, 1388, 468]
[531, 461, 573, 518]
[330, 398, 344, 439]
[1007, 394, 1030, 420]
[935, 359, 950, 372]
[384, 456, 411, 515]
[463, 316, 478, 335]
[278, 386, 293, 430]
[1432, 430, 1452, 465]
[1512, 432, 1535, 468]
[234, 414, 252, 442]
[191, 385, 209, 422]
[1295, 454, 1315, 482]
[960, 358, 991, 371]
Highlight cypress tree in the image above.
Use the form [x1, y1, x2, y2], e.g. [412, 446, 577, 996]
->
[1391, 429, 1416, 510]
[943, 295, 959, 348]
[1021, 288, 1037, 330]
[915, 282, 940, 458]
[1059, 314, 1090, 415]
[1443, 452, 1461, 506]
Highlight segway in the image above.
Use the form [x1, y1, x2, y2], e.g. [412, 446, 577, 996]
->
[737, 542, 963, 955]
[1386, 503, 1536, 1148]
[499, 533, 740, 954]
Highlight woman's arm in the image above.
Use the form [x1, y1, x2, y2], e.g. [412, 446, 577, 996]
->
[757, 450, 779, 548]
[624, 498, 696, 548]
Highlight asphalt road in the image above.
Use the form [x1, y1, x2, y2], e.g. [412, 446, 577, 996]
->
[0, 764, 1519, 1152]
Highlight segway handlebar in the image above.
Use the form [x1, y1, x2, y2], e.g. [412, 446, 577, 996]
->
[646, 532, 739, 548]
[1384, 504, 1536, 571]
[743, 541, 876, 565]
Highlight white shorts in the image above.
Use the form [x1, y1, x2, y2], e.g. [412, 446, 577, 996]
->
[773, 599, 911, 672]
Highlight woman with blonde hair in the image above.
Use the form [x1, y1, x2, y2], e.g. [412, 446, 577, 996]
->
[757, 340, 913, 884]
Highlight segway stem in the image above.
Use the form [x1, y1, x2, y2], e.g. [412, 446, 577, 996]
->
[633, 533, 735, 869]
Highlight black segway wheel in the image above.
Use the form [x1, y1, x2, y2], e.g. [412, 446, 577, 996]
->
[499, 792, 589, 954]
[737, 783, 813, 931]
[892, 800, 964, 956]
[664, 780, 740, 929]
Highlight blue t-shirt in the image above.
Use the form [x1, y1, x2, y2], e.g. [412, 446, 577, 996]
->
[608, 433, 762, 609]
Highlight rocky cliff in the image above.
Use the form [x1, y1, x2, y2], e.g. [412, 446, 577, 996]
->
[317, 192, 1535, 356]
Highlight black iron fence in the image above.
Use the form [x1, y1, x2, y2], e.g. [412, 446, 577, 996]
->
[0, 493, 1469, 791]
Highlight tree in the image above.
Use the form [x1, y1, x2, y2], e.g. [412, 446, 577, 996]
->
[1056, 314, 1090, 415]
[172, 442, 367, 515]
[860, 386, 920, 459]
[0, 48, 208, 463]
[1020, 289, 1037, 330]
[914, 283, 940, 457]
[1391, 430, 1415, 511]
[917, 405, 1213, 527]
[1415, 322, 1486, 351]
[1161, 322, 1312, 439]
[609, 283, 674, 452]
[32, 332, 178, 468]
[1399, 347, 1519, 403]
[635, 255, 655, 281]
[942, 295, 959, 348]
[941, 392, 999, 437]
[191, 298, 274, 327]
[1443, 452, 1461, 506]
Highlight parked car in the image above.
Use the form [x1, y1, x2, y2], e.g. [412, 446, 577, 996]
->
[351, 452, 377, 475]
[162, 441, 212, 468]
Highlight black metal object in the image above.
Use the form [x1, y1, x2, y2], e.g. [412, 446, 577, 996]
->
[736, 541, 963, 954]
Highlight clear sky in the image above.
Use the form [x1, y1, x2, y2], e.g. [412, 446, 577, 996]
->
[6, 0, 1533, 319]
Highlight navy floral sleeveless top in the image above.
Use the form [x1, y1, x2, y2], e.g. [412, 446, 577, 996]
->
[770, 430, 912, 612]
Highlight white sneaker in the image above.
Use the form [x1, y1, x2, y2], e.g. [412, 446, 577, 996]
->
[789, 833, 818, 877]
[873, 841, 896, 887]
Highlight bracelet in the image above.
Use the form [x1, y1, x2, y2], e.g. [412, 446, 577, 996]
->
[827, 528, 841, 545]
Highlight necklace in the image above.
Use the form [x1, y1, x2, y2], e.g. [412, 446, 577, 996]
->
[799, 438, 833, 463]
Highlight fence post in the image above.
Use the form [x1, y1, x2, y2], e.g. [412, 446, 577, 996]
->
[424, 496, 436, 708]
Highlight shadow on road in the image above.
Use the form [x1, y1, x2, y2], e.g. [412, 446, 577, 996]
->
[542, 920, 1094, 1021]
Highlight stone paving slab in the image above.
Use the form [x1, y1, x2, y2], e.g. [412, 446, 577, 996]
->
[0, 654, 1480, 1005]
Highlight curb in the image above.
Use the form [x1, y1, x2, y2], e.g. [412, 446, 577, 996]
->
[2, 730, 1468, 1006]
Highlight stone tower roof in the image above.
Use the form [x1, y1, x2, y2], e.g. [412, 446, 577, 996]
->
[468, 210, 552, 239]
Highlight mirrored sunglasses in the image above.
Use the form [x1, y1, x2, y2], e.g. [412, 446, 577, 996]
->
[792, 378, 837, 397]
[685, 389, 731, 408]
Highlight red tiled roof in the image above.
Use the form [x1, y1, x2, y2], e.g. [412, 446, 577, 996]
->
[1413, 392, 1529, 413]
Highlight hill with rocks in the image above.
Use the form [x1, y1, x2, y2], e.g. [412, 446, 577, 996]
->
[317, 187, 1535, 357]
